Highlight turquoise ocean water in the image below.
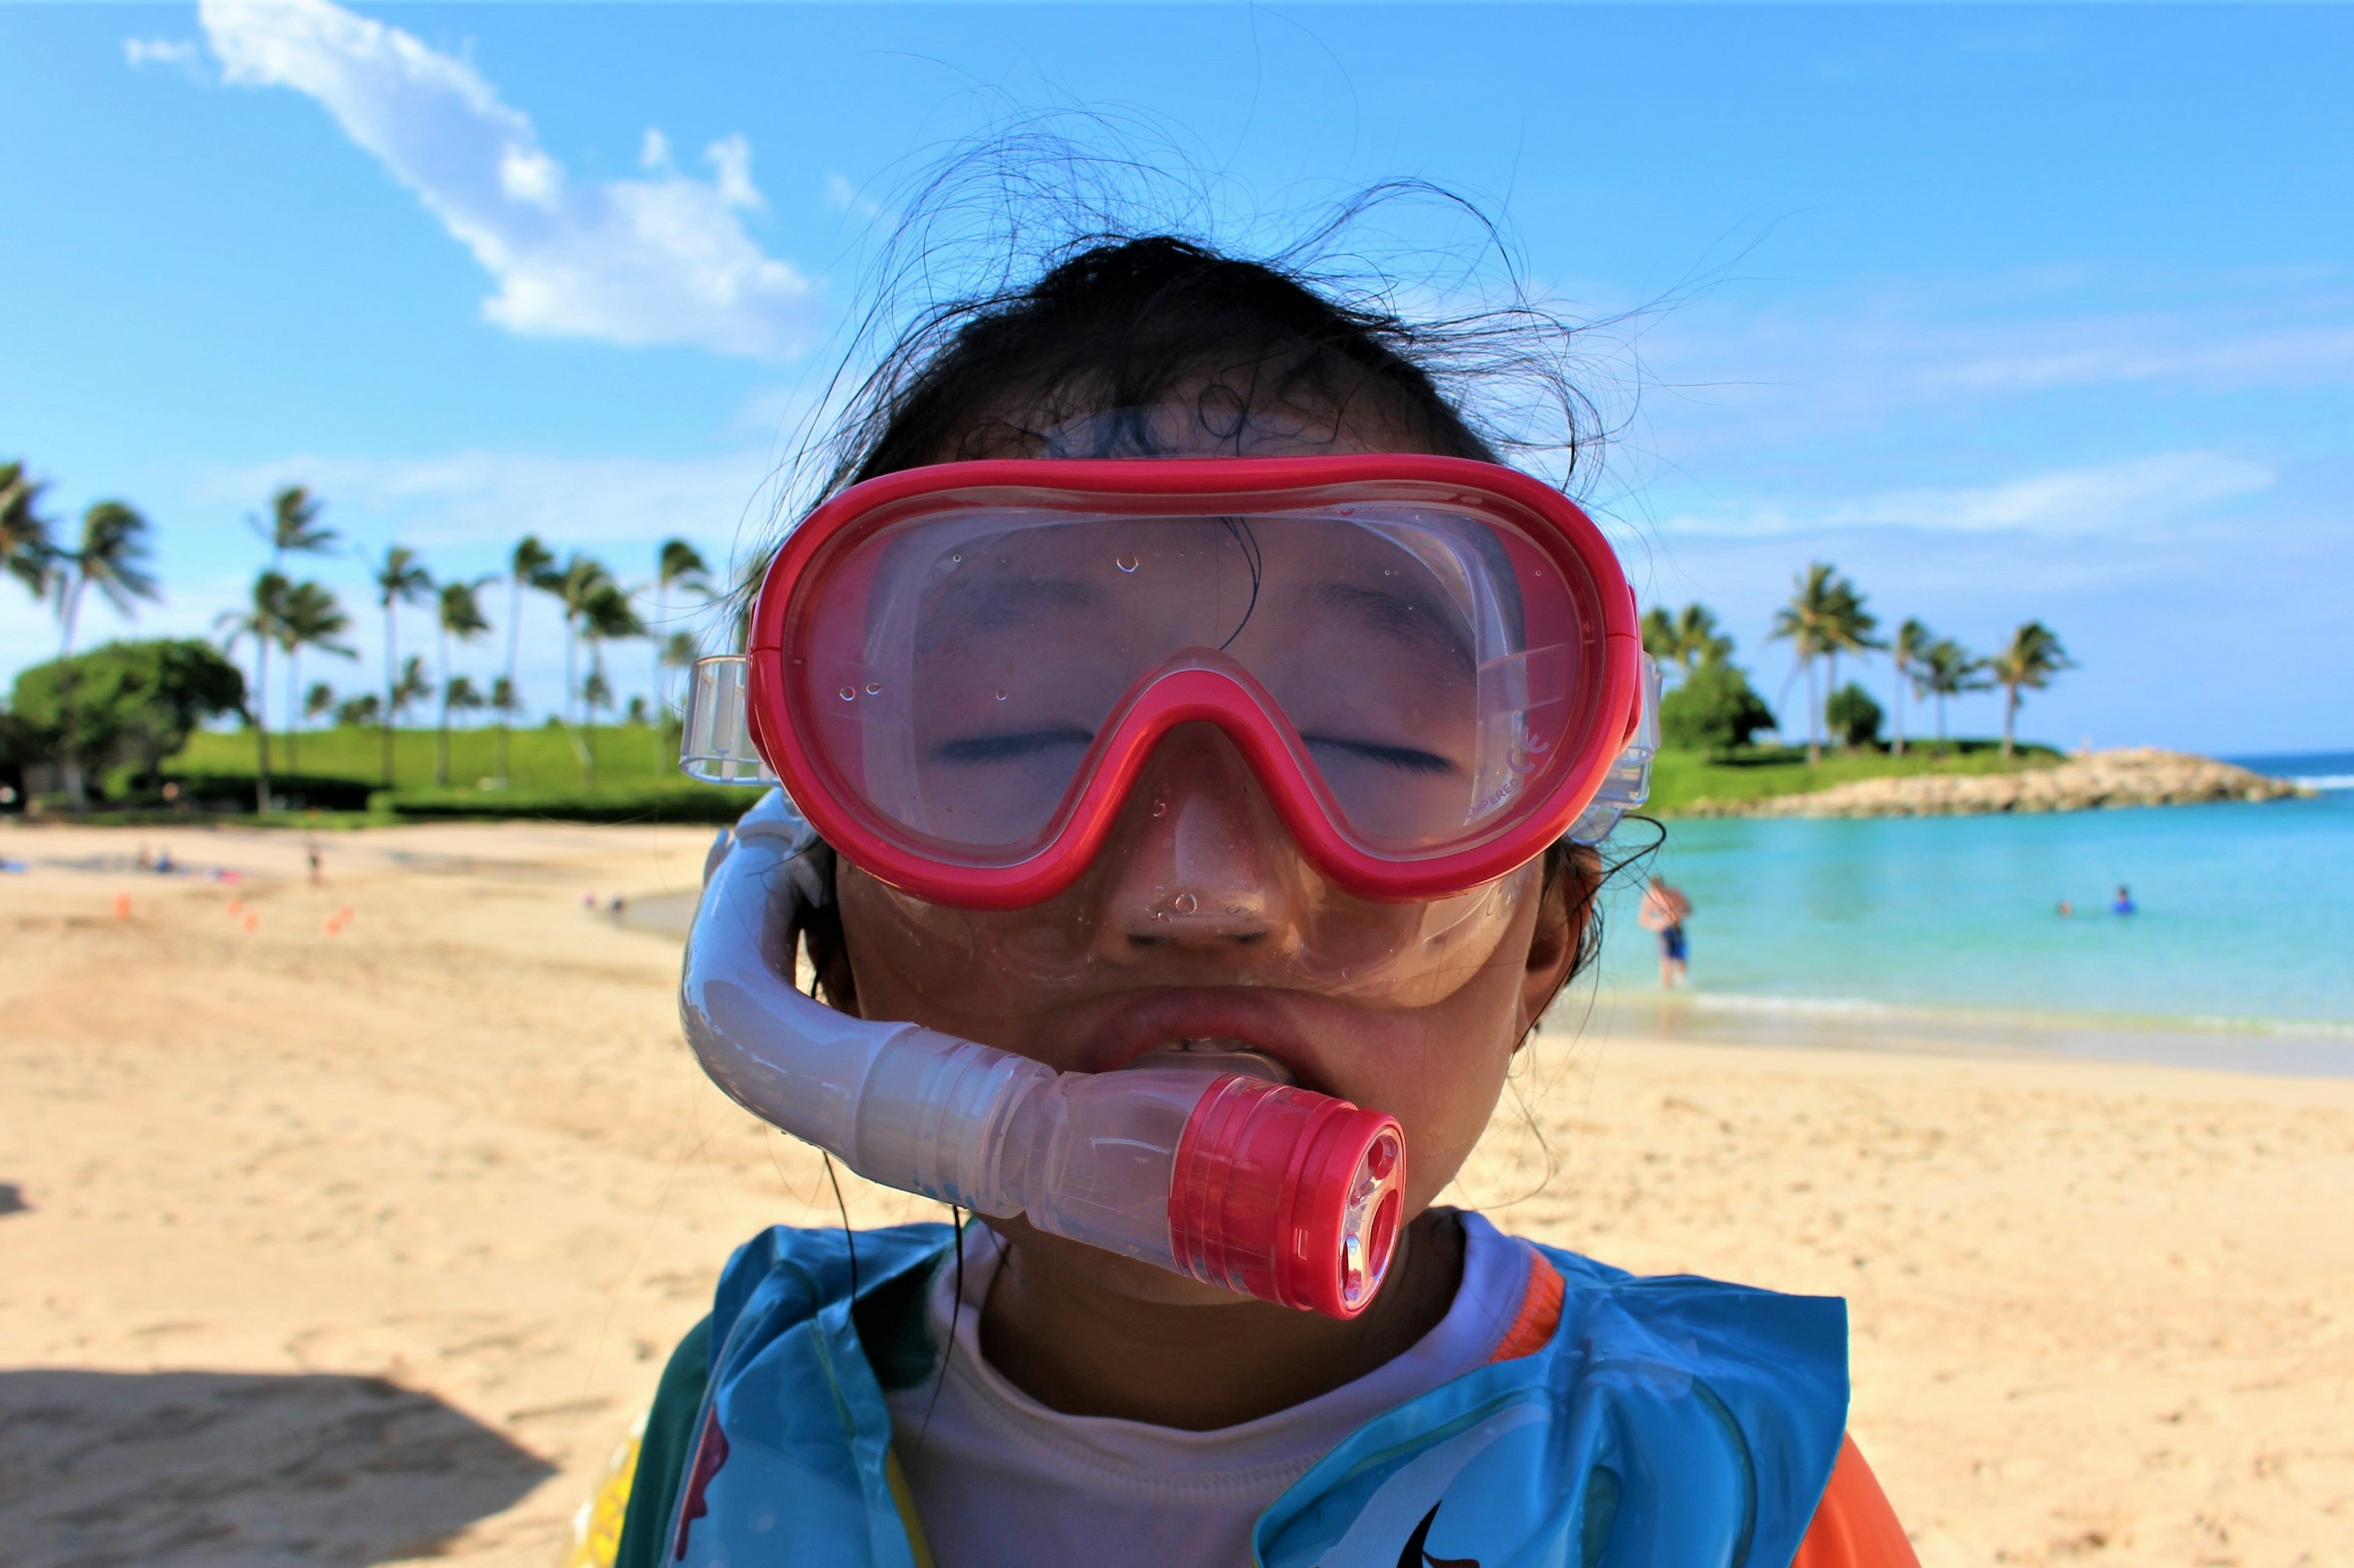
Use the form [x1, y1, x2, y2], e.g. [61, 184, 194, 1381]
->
[1588, 752, 2354, 1074]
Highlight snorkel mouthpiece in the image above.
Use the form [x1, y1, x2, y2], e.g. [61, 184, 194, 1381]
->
[679, 791, 1406, 1319]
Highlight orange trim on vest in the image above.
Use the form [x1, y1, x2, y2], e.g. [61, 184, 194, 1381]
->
[1487, 1245, 1567, 1363]
[1792, 1437, 1919, 1568]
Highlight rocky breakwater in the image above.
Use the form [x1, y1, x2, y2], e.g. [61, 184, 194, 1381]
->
[1686, 747, 2309, 819]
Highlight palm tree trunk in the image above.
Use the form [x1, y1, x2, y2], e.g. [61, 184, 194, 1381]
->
[1891, 660, 1906, 757]
[253, 637, 273, 816]
[2002, 685, 2018, 758]
[285, 645, 302, 772]
[381, 604, 398, 790]
[1805, 658, 1821, 766]
[435, 629, 452, 787]
[58, 577, 87, 810]
[501, 575, 522, 787]
[1935, 691, 1948, 744]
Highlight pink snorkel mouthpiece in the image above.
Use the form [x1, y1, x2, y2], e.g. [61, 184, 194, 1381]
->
[679, 791, 1407, 1320]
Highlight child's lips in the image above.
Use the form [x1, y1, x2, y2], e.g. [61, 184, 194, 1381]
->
[1079, 989, 1327, 1091]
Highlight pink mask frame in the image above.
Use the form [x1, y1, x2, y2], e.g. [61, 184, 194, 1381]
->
[744, 454, 1644, 911]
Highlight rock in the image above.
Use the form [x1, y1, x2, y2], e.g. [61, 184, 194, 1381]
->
[1681, 747, 2310, 818]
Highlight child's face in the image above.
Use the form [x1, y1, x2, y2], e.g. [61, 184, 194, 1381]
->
[826, 391, 1584, 1307]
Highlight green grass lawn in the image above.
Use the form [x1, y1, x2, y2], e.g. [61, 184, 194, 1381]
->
[1644, 740, 2063, 814]
[150, 722, 754, 823]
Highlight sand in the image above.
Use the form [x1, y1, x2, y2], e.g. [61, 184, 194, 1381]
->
[2, 819, 2348, 1567]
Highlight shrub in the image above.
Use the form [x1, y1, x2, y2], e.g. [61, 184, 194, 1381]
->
[1659, 663, 1777, 753]
[1825, 682, 1884, 748]
[10, 640, 246, 787]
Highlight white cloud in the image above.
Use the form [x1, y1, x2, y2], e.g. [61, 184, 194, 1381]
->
[196, 0, 819, 359]
[124, 37, 206, 79]
[1659, 452, 2276, 538]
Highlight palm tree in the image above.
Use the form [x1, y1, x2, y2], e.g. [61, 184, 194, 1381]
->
[51, 501, 161, 807]
[1889, 618, 1933, 758]
[217, 571, 291, 813]
[371, 547, 434, 788]
[1, 461, 56, 600]
[444, 675, 485, 730]
[389, 655, 434, 732]
[253, 484, 336, 570]
[304, 681, 339, 731]
[500, 535, 556, 787]
[576, 579, 646, 788]
[277, 579, 354, 772]
[1820, 574, 1880, 715]
[544, 554, 619, 730]
[652, 538, 711, 718]
[1986, 622, 2075, 758]
[433, 579, 492, 786]
[1768, 564, 1842, 764]
[1639, 603, 1733, 677]
[1912, 639, 1988, 747]
[658, 630, 700, 759]
[336, 693, 381, 729]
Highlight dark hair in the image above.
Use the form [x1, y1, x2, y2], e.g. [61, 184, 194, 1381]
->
[788, 215, 1612, 1008]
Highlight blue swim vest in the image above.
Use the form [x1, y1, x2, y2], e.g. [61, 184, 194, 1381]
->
[638, 1222, 1849, 1568]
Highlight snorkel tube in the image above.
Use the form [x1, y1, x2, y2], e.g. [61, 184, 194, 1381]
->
[680, 787, 1408, 1320]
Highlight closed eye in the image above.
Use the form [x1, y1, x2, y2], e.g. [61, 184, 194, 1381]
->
[1303, 734, 1459, 776]
[934, 729, 1094, 764]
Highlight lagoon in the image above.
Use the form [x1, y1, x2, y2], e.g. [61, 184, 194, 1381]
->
[1593, 752, 2354, 1058]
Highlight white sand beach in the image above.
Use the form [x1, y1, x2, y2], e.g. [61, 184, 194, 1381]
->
[2, 820, 2348, 1567]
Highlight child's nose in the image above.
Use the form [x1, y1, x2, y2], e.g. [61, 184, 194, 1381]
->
[1091, 723, 1303, 956]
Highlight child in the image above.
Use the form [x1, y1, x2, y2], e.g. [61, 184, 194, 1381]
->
[605, 235, 1914, 1568]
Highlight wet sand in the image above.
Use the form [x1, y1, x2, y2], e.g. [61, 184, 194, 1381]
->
[2, 820, 2348, 1566]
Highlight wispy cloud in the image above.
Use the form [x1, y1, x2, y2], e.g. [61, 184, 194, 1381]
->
[196, 0, 819, 359]
[1658, 451, 2276, 538]
[124, 37, 207, 80]
[193, 448, 780, 566]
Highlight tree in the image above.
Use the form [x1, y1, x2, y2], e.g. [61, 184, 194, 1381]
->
[444, 675, 485, 729]
[277, 579, 354, 772]
[1912, 638, 1988, 745]
[216, 571, 292, 812]
[500, 535, 556, 788]
[653, 538, 711, 719]
[1889, 617, 1933, 757]
[335, 693, 381, 728]
[10, 640, 244, 794]
[389, 654, 433, 733]
[433, 578, 492, 786]
[50, 501, 161, 807]
[1, 461, 56, 600]
[1658, 663, 1777, 753]
[1769, 563, 1842, 764]
[304, 681, 339, 730]
[575, 579, 645, 788]
[490, 675, 521, 736]
[1640, 602, 1734, 678]
[1987, 621, 2074, 758]
[546, 554, 617, 729]
[1824, 683, 1884, 750]
[371, 546, 434, 787]
[253, 484, 336, 570]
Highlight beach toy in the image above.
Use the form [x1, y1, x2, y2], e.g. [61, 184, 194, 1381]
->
[113, 892, 131, 920]
[242, 912, 259, 932]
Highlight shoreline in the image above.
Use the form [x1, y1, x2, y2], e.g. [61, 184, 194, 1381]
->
[1670, 745, 2306, 819]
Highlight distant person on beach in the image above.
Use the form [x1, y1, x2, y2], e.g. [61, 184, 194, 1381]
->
[595, 221, 1908, 1568]
[305, 840, 324, 887]
[2057, 899, 2074, 918]
[2112, 884, 2136, 915]
[1639, 874, 1695, 989]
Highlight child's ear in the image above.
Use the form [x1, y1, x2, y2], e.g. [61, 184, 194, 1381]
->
[1513, 851, 1586, 1051]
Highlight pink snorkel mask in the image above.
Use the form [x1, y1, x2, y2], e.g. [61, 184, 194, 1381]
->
[677, 454, 1658, 1319]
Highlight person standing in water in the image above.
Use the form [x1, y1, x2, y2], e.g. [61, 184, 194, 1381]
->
[1639, 874, 1694, 989]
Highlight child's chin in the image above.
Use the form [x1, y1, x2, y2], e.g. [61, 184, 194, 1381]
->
[986, 1216, 1268, 1312]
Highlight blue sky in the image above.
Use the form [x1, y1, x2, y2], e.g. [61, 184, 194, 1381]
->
[5, 4, 2350, 755]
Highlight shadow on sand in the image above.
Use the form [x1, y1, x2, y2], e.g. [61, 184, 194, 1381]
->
[0, 1368, 554, 1566]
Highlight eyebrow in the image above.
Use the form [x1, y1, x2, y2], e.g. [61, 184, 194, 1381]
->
[1306, 581, 1475, 675]
[920, 574, 1098, 648]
